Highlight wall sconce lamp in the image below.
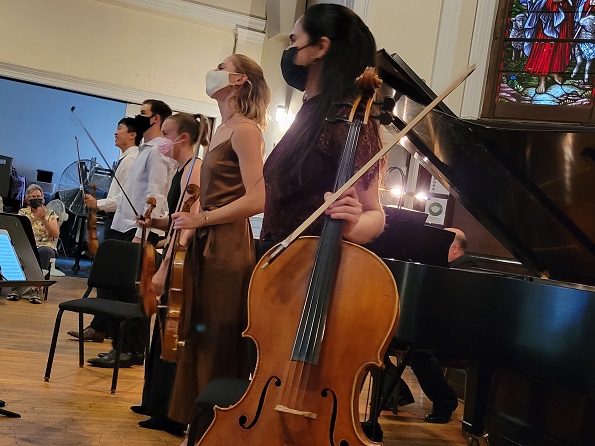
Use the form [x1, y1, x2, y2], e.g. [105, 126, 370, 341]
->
[380, 166, 428, 208]
[276, 105, 295, 131]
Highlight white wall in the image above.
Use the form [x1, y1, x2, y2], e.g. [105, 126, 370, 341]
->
[0, 0, 485, 165]
[365, 0, 478, 115]
[0, 0, 249, 105]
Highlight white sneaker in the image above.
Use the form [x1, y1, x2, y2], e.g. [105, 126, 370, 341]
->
[29, 287, 41, 304]
[7, 287, 21, 301]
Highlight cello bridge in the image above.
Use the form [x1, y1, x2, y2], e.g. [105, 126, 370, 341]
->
[274, 405, 318, 420]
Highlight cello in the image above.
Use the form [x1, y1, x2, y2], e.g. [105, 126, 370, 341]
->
[198, 69, 400, 445]
[138, 197, 158, 317]
[160, 183, 200, 362]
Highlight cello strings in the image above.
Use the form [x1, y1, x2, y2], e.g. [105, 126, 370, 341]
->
[292, 117, 362, 413]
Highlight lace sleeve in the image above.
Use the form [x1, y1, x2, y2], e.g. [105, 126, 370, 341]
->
[317, 118, 381, 190]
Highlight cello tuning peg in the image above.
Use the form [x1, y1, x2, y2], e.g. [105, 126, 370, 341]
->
[378, 111, 394, 126]
[383, 96, 396, 111]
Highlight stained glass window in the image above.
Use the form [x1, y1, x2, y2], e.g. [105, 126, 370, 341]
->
[486, 0, 595, 122]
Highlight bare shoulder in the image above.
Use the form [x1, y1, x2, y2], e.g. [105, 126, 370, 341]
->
[231, 120, 264, 155]
[231, 120, 262, 139]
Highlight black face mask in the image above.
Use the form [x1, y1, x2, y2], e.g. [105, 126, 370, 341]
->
[29, 198, 43, 209]
[134, 114, 154, 134]
[280, 45, 310, 92]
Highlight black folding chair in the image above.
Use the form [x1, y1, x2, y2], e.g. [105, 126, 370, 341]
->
[44, 239, 147, 394]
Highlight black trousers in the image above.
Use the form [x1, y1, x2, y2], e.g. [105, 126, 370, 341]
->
[388, 349, 458, 413]
[37, 246, 57, 271]
[139, 310, 184, 428]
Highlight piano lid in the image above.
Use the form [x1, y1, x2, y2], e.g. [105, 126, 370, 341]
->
[377, 49, 595, 286]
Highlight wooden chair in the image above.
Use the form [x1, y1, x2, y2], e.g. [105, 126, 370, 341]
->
[44, 239, 147, 394]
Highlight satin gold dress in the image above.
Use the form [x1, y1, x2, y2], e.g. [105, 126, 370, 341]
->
[168, 138, 255, 424]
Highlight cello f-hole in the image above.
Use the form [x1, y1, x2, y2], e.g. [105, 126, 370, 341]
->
[239, 376, 282, 430]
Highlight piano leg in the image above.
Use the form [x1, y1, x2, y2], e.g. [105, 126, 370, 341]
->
[467, 434, 490, 446]
[463, 361, 494, 445]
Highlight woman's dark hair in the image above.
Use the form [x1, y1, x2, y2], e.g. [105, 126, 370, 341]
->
[269, 4, 378, 201]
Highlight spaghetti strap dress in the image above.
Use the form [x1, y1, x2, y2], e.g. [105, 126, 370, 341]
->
[168, 138, 255, 424]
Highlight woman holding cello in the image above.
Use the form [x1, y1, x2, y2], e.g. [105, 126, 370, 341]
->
[261, 3, 385, 255]
[196, 5, 395, 446]
[133, 112, 206, 436]
[169, 53, 270, 443]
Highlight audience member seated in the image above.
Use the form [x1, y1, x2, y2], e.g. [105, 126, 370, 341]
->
[7, 184, 59, 304]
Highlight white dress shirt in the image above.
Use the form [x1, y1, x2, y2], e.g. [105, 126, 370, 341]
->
[96, 146, 139, 213]
[111, 138, 175, 237]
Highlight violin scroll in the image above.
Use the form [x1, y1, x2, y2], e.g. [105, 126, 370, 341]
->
[86, 184, 99, 258]
[181, 184, 200, 212]
[139, 196, 158, 317]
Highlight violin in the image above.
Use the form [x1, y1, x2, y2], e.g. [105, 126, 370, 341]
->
[197, 69, 400, 445]
[139, 197, 158, 317]
[86, 184, 99, 258]
[160, 183, 200, 363]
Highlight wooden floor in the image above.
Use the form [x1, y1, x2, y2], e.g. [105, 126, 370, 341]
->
[0, 276, 469, 445]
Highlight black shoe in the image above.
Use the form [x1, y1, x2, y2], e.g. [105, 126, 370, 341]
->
[131, 352, 144, 366]
[424, 410, 453, 424]
[96, 351, 143, 365]
[87, 350, 132, 368]
[361, 420, 383, 442]
[398, 395, 415, 407]
[100, 352, 143, 365]
[380, 394, 394, 411]
[138, 416, 186, 437]
[67, 326, 105, 342]
[130, 405, 150, 415]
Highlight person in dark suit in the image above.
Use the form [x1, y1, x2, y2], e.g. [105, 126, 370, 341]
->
[446, 227, 478, 269]
[385, 228, 477, 424]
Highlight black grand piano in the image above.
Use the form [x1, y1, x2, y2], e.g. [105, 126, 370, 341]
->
[371, 49, 595, 446]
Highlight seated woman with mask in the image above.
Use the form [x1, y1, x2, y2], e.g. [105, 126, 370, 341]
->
[7, 183, 59, 304]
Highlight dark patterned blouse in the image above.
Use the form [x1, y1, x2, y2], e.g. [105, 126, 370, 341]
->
[261, 95, 382, 244]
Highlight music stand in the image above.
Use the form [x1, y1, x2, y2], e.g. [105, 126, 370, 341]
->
[365, 206, 454, 267]
[0, 212, 56, 418]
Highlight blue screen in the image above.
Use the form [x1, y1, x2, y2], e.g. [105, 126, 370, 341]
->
[0, 231, 26, 281]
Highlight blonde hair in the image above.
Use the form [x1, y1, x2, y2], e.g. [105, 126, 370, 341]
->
[166, 113, 210, 147]
[230, 54, 271, 129]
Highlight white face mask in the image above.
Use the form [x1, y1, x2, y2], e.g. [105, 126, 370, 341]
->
[205, 70, 233, 98]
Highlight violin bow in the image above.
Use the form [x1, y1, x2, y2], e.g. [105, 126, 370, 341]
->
[69, 106, 141, 218]
[74, 136, 86, 199]
[263, 63, 476, 266]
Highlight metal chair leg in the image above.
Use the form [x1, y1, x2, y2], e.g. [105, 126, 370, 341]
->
[111, 320, 126, 394]
[44, 310, 64, 381]
[78, 313, 85, 367]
